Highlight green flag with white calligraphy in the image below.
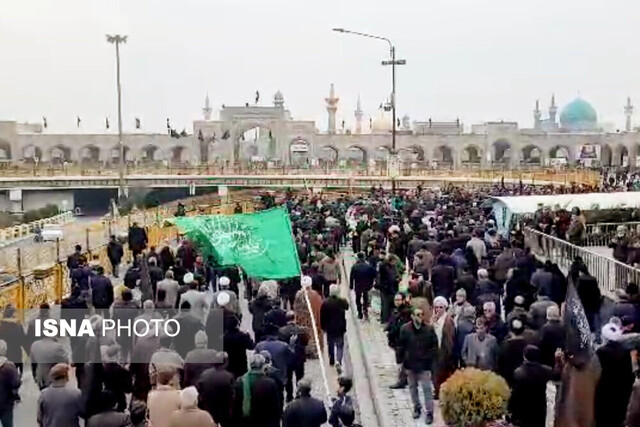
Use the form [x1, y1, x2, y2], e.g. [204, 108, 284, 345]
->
[170, 207, 300, 279]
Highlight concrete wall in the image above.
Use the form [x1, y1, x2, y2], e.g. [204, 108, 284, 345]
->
[0, 190, 75, 213]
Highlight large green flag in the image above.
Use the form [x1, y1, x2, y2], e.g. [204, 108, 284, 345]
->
[170, 207, 301, 279]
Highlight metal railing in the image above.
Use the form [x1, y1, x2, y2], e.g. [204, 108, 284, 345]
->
[583, 222, 640, 247]
[524, 227, 640, 295]
[0, 165, 601, 186]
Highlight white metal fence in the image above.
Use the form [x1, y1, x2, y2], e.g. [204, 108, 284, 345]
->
[524, 227, 640, 295]
[583, 221, 640, 247]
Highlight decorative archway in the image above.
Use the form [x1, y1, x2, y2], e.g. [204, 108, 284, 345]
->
[141, 145, 161, 164]
[289, 139, 310, 166]
[462, 144, 482, 165]
[319, 145, 339, 167]
[235, 123, 274, 162]
[110, 145, 130, 165]
[79, 145, 100, 165]
[169, 146, 189, 164]
[600, 144, 613, 167]
[0, 140, 11, 161]
[50, 145, 71, 165]
[433, 145, 454, 166]
[614, 145, 629, 167]
[522, 144, 543, 165]
[22, 144, 42, 163]
[492, 139, 511, 164]
[346, 145, 368, 166]
[549, 145, 572, 162]
[399, 145, 425, 163]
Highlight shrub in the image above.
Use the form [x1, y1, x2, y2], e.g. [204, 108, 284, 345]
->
[440, 368, 510, 427]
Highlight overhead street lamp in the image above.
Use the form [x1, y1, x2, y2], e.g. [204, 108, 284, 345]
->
[333, 28, 406, 192]
[106, 34, 127, 202]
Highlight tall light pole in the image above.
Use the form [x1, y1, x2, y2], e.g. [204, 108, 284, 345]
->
[106, 34, 127, 202]
[332, 28, 406, 191]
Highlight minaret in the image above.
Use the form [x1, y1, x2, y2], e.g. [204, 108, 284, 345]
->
[548, 94, 557, 127]
[203, 94, 212, 120]
[354, 94, 363, 134]
[325, 83, 339, 134]
[625, 97, 634, 132]
[533, 99, 541, 129]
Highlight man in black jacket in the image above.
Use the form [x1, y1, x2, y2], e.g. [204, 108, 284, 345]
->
[349, 252, 376, 320]
[431, 255, 455, 300]
[90, 266, 114, 318]
[397, 306, 438, 423]
[278, 312, 309, 403]
[282, 378, 327, 427]
[128, 222, 147, 257]
[320, 285, 349, 373]
[106, 235, 123, 278]
[378, 255, 399, 324]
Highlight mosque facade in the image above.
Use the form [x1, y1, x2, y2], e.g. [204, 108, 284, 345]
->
[0, 87, 639, 169]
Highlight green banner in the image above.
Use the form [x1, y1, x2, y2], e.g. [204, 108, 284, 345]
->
[170, 207, 301, 279]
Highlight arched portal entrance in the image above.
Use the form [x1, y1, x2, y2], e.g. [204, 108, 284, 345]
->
[0, 140, 11, 161]
[50, 145, 71, 165]
[549, 145, 571, 166]
[346, 145, 368, 167]
[522, 145, 543, 165]
[110, 145, 130, 165]
[319, 145, 339, 167]
[22, 145, 42, 163]
[462, 145, 482, 166]
[289, 139, 310, 166]
[141, 145, 160, 164]
[169, 146, 188, 165]
[79, 145, 100, 165]
[235, 125, 274, 164]
[601, 144, 613, 167]
[433, 145, 453, 167]
[614, 145, 629, 167]
[492, 139, 511, 165]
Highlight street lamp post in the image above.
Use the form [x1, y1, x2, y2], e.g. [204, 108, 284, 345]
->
[106, 34, 127, 202]
[332, 28, 406, 192]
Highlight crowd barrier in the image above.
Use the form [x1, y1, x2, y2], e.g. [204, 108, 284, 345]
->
[0, 211, 74, 245]
[0, 196, 255, 320]
[524, 227, 640, 295]
[583, 221, 640, 247]
[0, 165, 601, 186]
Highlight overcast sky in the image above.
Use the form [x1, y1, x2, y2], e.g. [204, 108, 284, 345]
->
[2, 0, 640, 134]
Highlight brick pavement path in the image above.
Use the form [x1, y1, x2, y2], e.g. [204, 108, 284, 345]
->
[342, 250, 445, 427]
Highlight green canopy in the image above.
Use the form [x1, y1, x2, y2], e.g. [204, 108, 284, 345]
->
[170, 207, 301, 279]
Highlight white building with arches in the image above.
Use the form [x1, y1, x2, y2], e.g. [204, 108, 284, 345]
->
[2, 88, 639, 170]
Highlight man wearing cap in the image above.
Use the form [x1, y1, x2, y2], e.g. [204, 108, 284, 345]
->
[172, 300, 205, 359]
[294, 276, 323, 358]
[497, 319, 528, 386]
[183, 331, 219, 387]
[37, 363, 84, 427]
[157, 270, 180, 308]
[213, 276, 241, 316]
[232, 354, 281, 427]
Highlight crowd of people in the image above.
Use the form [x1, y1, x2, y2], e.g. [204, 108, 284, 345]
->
[0, 180, 638, 426]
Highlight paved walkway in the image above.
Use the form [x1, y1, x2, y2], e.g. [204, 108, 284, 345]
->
[342, 250, 445, 427]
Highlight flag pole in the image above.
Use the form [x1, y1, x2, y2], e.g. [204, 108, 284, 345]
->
[301, 275, 332, 402]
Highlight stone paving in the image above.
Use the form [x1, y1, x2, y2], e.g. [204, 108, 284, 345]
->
[342, 250, 445, 427]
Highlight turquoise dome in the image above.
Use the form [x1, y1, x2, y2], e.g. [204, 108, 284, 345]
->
[559, 98, 598, 130]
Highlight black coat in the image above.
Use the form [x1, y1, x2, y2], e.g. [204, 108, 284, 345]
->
[283, 396, 327, 427]
[106, 241, 123, 264]
[0, 320, 26, 365]
[431, 264, 455, 300]
[197, 367, 235, 426]
[350, 261, 376, 291]
[0, 361, 20, 413]
[223, 328, 255, 379]
[249, 295, 273, 340]
[232, 374, 281, 427]
[595, 341, 634, 427]
[378, 262, 398, 295]
[171, 312, 204, 358]
[539, 321, 565, 367]
[509, 361, 555, 427]
[102, 363, 132, 412]
[90, 275, 114, 309]
[398, 322, 438, 373]
[127, 226, 147, 252]
[497, 336, 527, 386]
[320, 297, 349, 337]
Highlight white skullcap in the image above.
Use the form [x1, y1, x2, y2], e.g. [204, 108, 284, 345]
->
[183, 272, 195, 284]
[219, 276, 230, 288]
[477, 269, 489, 279]
[602, 322, 623, 342]
[180, 386, 199, 409]
[301, 276, 313, 288]
[217, 291, 231, 307]
[433, 296, 449, 308]
[389, 225, 401, 234]
[455, 288, 467, 297]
